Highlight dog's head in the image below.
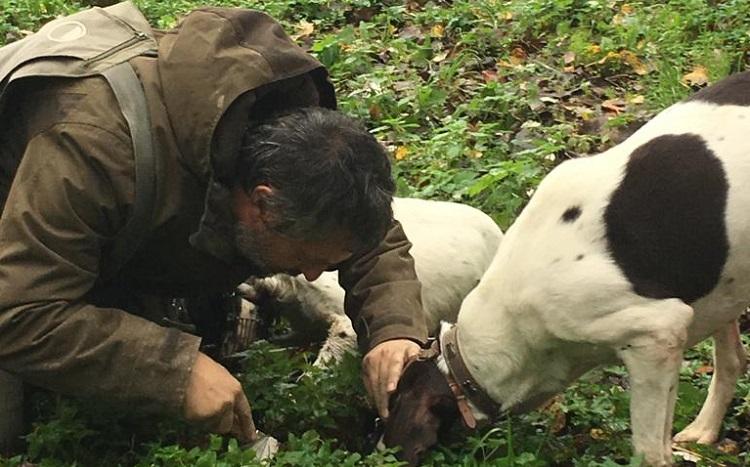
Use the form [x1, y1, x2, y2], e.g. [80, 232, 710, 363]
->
[382, 359, 460, 466]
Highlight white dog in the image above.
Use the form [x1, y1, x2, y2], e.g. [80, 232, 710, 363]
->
[237, 197, 503, 367]
[383, 72, 750, 466]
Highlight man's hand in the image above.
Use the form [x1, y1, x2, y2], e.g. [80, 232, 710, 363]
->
[183, 352, 257, 443]
[362, 339, 421, 419]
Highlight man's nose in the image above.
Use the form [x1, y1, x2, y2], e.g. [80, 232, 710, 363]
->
[301, 267, 324, 282]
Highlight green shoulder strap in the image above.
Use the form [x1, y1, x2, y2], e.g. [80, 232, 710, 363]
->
[101, 62, 158, 278]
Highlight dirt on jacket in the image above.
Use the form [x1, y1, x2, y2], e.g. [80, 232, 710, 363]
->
[0, 7, 427, 414]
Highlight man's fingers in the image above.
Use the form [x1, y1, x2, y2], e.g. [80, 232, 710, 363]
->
[378, 350, 395, 418]
[386, 353, 406, 393]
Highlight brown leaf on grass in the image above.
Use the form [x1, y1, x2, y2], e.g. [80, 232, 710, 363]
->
[590, 428, 609, 440]
[399, 25, 424, 40]
[430, 24, 445, 38]
[481, 69, 499, 82]
[394, 146, 409, 161]
[717, 438, 740, 455]
[597, 51, 620, 65]
[290, 20, 314, 41]
[602, 99, 626, 114]
[540, 395, 566, 434]
[510, 47, 527, 65]
[563, 51, 576, 65]
[369, 104, 382, 120]
[682, 66, 709, 87]
[620, 50, 648, 75]
[696, 364, 714, 375]
[393, 81, 413, 92]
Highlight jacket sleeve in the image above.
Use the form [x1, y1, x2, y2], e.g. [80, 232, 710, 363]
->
[0, 124, 201, 414]
[338, 219, 428, 353]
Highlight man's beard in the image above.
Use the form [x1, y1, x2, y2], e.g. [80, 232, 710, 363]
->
[234, 223, 274, 277]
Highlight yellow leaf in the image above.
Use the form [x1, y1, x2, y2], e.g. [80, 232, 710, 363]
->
[430, 24, 445, 38]
[587, 44, 602, 54]
[682, 66, 709, 86]
[394, 146, 409, 160]
[502, 11, 513, 20]
[597, 51, 620, 65]
[291, 20, 314, 41]
[620, 50, 648, 75]
[590, 428, 608, 440]
[621, 3, 635, 15]
[628, 94, 645, 105]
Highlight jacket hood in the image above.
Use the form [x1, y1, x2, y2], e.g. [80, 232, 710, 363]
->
[157, 7, 335, 181]
[155, 8, 335, 263]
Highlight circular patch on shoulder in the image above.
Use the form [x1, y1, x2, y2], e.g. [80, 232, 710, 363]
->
[46, 21, 87, 43]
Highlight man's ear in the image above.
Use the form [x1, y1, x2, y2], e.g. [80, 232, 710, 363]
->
[233, 185, 274, 227]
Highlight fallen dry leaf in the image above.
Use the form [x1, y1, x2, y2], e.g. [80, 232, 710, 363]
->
[717, 438, 739, 455]
[597, 50, 620, 65]
[510, 47, 527, 65]
[399, 25, 423, 40]
[563, 51, 576, 65]
[682, 65, 709, 86]
[628, 94, 645, 105]
[602, 98, 626, 114]
[394, 146, 409, 161]
[590, 428, 609, 440]
[291, 20, 314, 41]
[369, 104, 382, 120]
[481, 69, 499, 82]
[620, 50, 648, 75]
[432, 50, 449, 63]
[621, 3, 635, 14]
[430, 24, 445, 38]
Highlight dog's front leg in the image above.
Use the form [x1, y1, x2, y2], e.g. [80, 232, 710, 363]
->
[674, 319, 747, 444]
[616, 300, 693, 466]
[576, 299, 693, 466]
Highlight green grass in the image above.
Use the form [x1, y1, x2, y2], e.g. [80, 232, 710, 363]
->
[1, 0, 750, 465]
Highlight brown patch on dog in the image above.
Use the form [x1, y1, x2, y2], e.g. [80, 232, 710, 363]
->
[382, 360, 459, 466]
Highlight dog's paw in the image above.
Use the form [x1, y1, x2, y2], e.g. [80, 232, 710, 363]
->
[673, 424, 719, 444]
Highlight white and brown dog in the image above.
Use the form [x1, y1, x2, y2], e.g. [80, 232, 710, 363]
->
[383, 72, 750, 466]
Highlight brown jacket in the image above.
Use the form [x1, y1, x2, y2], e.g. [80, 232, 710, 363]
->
[0, 7, 427, 414]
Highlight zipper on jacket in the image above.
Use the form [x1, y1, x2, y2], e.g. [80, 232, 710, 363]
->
[84, 31, 150, 65]
[83, 8, 154, 65]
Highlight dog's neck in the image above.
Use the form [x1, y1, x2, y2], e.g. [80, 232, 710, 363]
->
[445, 287, 609, 414]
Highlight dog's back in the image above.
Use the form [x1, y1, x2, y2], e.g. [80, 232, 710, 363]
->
[478, 71, 750, 346]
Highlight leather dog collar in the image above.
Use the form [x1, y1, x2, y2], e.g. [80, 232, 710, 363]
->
[441, 325, 502, 425]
